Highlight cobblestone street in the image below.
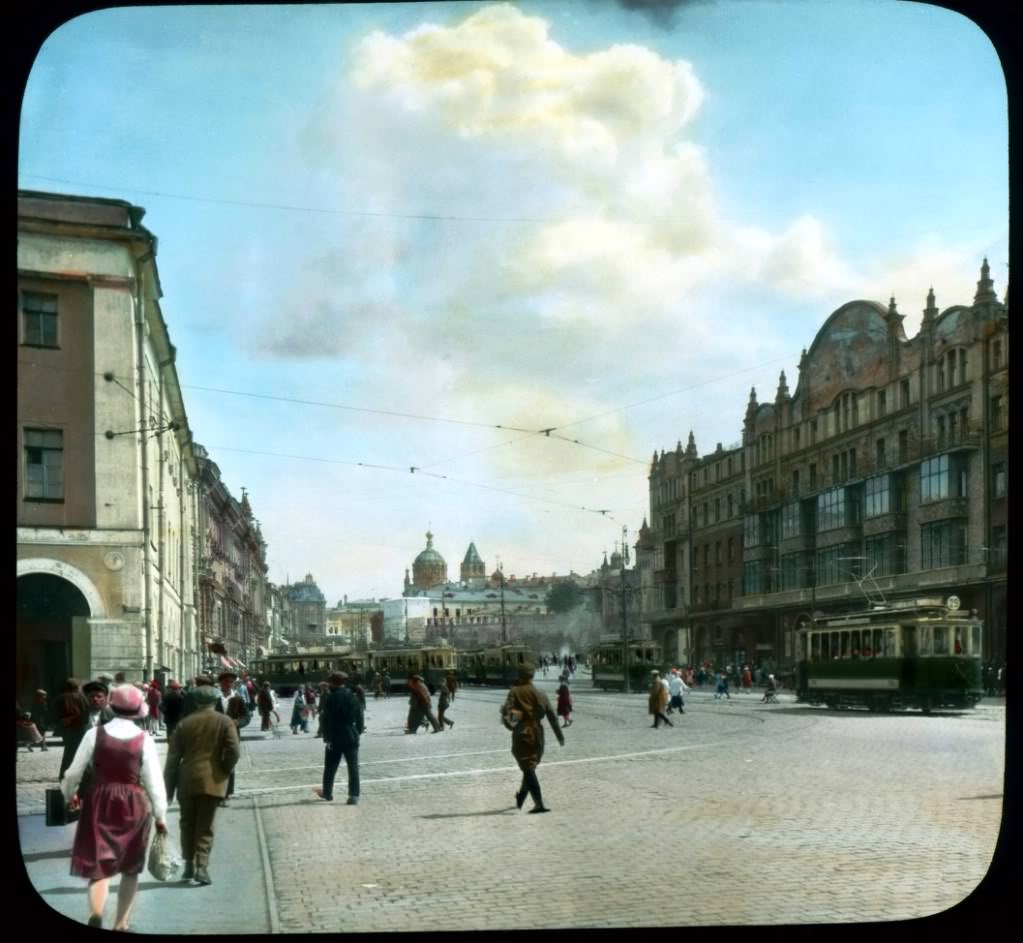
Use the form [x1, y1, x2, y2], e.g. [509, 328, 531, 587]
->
[19, 677, 1005, 931]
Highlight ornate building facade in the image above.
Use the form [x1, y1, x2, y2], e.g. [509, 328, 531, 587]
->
[641, 262, 1008, 670]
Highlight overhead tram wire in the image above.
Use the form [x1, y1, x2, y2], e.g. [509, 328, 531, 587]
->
[207, 444, 621, 519]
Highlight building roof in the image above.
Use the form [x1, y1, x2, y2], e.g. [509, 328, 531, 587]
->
[414, 530, 446, 567]
[462, 541, 483, 565]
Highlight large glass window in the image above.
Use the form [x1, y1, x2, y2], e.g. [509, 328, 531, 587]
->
[816, 545, 858, 586]
[780, 554, 803, 590]
[817, 488, 847, 531]
[920, 455, 949, 503]
[921, 521, 967, 569]
[781, 502, 801, 539]
[24, 428, 64, 500]
[864, 475, 890, 518]
[743, 514, 761, 548]
[864, 534, 904, 577]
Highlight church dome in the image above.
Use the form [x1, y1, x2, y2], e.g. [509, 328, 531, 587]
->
[412, 530, 447, 588]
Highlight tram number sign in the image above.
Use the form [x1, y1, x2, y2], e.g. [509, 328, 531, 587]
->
[946, 595, 961, 611]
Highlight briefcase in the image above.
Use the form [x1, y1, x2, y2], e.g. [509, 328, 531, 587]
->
[45, 787, 79, 827]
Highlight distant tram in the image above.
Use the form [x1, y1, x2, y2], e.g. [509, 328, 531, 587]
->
[366, 645, 458, 694]
[795, 596, 983, 713]
[590, 639, 663, 691]
[250, 650, 366, 698]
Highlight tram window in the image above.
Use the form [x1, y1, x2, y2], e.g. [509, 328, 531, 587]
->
[933, 627, 949, 655]
[840, 631, 850, 658]
[953, 630, 964, 655]
[850, 631, 861, 657]
[870, 629, 880, 658]
[971, 626, 981, 656]
[811, 634, 821, 662]
[918, 626, 931, 656]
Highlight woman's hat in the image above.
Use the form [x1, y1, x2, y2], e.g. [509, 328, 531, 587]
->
[109, 684, 149, 719]
[218, 670, 238, 682]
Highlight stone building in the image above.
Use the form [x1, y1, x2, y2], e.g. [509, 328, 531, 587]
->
[195, 452, 268, 672]
[287, 574, 327, 644]
[460, 541, 487, 586]
[16, 190, 201, 700]
[642, 262, 1008, 670]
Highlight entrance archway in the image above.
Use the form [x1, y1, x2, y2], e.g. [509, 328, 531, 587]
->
[16, 573, 91, 706]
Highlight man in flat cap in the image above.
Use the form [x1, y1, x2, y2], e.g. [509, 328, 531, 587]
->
[213, 671, 248, 807]
[405, 674, 441, 734]
[314, 672, 365, 805]
[83, 680, 116, 729]
[164, 683, 240, 886]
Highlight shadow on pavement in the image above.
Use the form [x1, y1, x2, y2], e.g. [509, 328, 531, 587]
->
[419, 807, 517, 819]
[23, 849, 72, 863]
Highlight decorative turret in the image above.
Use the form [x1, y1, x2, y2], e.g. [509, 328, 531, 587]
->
[744, 387, 759, 424]
[922, 286, 939, 325]
[974, 257, 998, 306]
[798, 347, 808, 373]
[685, 430, 698, 458]
[460, 541, 486, 585]
[775, 369, 790, 403]
[239, 487, 253, 521]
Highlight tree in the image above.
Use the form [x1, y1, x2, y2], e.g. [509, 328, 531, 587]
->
[546, 581, 583, 614]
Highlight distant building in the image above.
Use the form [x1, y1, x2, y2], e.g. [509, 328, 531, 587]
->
[287, 574, 327, 644]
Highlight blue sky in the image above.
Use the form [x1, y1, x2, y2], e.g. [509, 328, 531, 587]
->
[19, 1, 1008, 603]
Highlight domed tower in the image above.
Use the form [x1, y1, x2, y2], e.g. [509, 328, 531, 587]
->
[412, 530, 447, 589]
[460, 541, 486, 587]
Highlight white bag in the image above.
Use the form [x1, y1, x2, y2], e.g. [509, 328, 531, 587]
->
[147, 829, 184, 882]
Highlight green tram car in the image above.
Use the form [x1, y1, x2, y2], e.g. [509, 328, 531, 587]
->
[250, 650, 366, 698]
[366, 645, 458, 694]
[590, 639, 663, 691]
[455, 644, 536, 686]
[795, 596, 983, 712]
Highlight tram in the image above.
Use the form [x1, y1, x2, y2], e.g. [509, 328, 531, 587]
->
[365, 644, 458, 694]
[471, 644, 536, 685]
[590, 638, 663, 691]
[249, 650, 366, 698]
[795, 596, 983, 712]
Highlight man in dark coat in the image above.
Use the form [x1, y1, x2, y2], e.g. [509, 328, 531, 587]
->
[314, 672, 365, 805]
[501, 663, 565, 813]
[256, 681, 275, 732]
[161, 681, 185, 740]
[83, 680, 116, 729]
[164, 684, 241, 885]
[181, 675, 215, 719]
[53, 678, 90, 779]
[405, 675, 441, 733]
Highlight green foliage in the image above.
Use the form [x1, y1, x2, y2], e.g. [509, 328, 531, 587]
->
[546, 581, 583, 614]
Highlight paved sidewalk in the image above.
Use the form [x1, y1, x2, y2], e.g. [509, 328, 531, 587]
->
[17, 735, 273, 934]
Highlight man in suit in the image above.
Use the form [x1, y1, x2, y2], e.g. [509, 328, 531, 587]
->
[314, 672, 365, 805]
[163, 684, 240, 886]
[83, 680, 116, 728]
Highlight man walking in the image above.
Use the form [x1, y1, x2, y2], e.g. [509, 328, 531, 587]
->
[405, 675, 441, 734]
[214, 671, 247, 806]
[164, 682, 240, 886]
[162, 681, 185, 740]
[315, 672, 365, 805]
[256, 681, 275, 733]
[649, 671, 674, 728]
[668, 669, 688, 715]
[501, 663, 565, 813]
[53, 678, 91, 779]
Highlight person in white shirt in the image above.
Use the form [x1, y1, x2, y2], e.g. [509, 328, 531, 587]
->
[667, 669, 689, 714]
[62, 684, 168, 930]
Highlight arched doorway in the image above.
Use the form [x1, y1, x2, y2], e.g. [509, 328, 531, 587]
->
[16, 573, 91, 706]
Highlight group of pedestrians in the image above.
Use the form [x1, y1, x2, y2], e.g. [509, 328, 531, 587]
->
[404, 671, 458, 734]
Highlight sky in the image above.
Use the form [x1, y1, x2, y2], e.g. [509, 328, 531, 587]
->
[19, 0, 1009, 605]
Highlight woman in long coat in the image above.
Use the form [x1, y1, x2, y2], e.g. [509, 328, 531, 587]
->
[501, 664, 565, 813]
[556, 675, 573, 727]
[63, 684, 168, 930]
[648, 671, 673, 728]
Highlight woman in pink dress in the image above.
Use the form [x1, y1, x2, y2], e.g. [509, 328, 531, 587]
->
[556, 674, 573, 727]
[62, 684, 168, 930]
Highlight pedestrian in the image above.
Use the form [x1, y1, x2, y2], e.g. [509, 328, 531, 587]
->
[648, 671, 674, 728]
[53, 678, 91, 779]
[668, 669, 688, 714]
[213, 671, 247, 806]
[381, 671, 391, 698]
[290, 689, 307, 734]
[373, 675, 383, 699]
[256, 681, 274, 733]
[405, 675, 441, 733]
[62, 684, 168, 929]
[742, 666, 753, 694]
[714, 672, 731, 700]
[146, 679, 162, 732]
[437, 682, 455, 729]
[163, 681, 240, 885]
[32, 688, 51, 749]
[349, 673, 367, 710]
[501, 663, 565, 813]
[314, 672, 365, 805]
[556, 674, 573, 727]
[181, 675, 213, 719]
[761, 674, 780, 704]
[446, 670, 458, 701]
[16, 705, 46, 750]
[162, 681, 185, 741]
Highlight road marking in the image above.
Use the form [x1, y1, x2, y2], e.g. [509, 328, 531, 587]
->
[235, 740, 730, 797]
[248, 748, 510, 775]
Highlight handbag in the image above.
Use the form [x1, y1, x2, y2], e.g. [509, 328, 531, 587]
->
[147, 829, 183, 881]
[45, 787, 80, 827]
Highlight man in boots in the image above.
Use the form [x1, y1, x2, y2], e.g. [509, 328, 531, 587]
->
[501, 663, 565, 813]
